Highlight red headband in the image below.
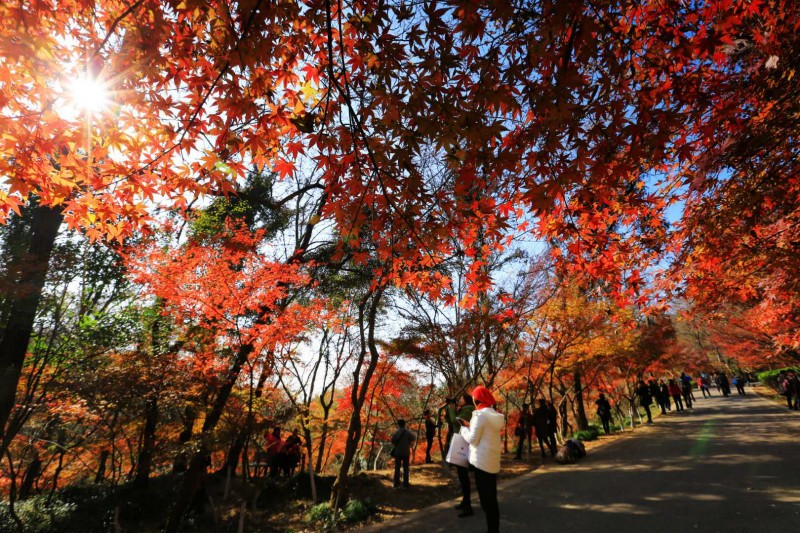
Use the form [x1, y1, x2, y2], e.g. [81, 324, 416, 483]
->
[472, 385, 496, 407]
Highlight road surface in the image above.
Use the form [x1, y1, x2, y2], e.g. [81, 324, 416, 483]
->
[363, 392, 800, 532]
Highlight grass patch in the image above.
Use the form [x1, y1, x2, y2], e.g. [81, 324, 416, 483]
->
[571, 425, 601, 441]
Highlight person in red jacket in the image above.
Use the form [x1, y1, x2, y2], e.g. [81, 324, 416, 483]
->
[514, 403, 534, 460]
[668, 379, 684, 412]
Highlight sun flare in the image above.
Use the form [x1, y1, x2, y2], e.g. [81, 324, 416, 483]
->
[69, 76, 111, 114]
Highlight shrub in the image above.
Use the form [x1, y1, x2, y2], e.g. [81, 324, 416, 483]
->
[756, 367, 800, 392]
[304, 499, 374, 527]
[0, 495, 77, 533]
[304, 502, 334, 524]
[572, 425, 601, 441]
[342, 499, 374, 523]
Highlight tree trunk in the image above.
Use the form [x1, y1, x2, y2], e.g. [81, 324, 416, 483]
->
[164, 344, 253, 533]
[314, 417, 329, 474]
[330, 289, 383, 508]
[0, 204, 63, 440]
[134, 395, 159, 489]
[96, 449, 110, 483]
[574, 370, 588, 431]
[172, 406, 196, 474]
[302, 426, 317, 502]
[224, 364, 269, 476]
[19, 455, 42, 500]
[559, 400, 569, 437]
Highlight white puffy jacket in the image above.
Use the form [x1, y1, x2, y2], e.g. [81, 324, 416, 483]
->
[459, 407, 505, 474]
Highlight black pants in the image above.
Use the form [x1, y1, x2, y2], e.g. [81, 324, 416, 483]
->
[537, 431, 556, 456]
[425, 437, 434, 462]
[456, 464, 471, 507]
[474, 467, 499, 533]
[658, 398, 667, 414]
[393, 455, 409, 487]
[514, 435, 525, 459]
[682, 390, 693, 409]
[642, 403, 653, 422]
[601, 416, 611, 434]
[672, 394, 684, 411]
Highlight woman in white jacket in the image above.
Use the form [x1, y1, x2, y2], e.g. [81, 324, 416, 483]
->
[459, 385, 504, 533]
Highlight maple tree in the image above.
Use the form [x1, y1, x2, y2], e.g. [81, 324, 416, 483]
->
[2, 0, 800, 530]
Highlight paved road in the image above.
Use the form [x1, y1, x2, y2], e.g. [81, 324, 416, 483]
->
[363, 392, 800, 532]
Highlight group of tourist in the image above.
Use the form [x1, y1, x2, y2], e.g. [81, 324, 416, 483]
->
[258, 427, 304, 478]
[593, 370, 748, 434]
[389, 387, 504, 533]
[511, 399, 559, 460]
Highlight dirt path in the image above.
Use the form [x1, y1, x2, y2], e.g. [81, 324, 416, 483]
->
[361, 392, 800, 532]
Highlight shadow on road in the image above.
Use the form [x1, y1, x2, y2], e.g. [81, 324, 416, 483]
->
[365, 394, 800, 533]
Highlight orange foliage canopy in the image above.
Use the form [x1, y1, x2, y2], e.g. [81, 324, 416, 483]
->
[1, 0, 796, 305]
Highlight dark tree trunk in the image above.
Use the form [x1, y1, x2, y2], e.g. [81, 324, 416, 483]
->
[314, 418, 329, 473]
[330, 289, 383, 508]
[134, 395, 159, 488]
[19, 455, 42, 499]
[164, 344, 253, 533]
[0, 204, 63, 440]
[95, 449, 110, 483]
[223, 363, 269, 476]
[172, 406, 196, 474]
[559, 400, 569, 437]
[574, 370, 589, 431]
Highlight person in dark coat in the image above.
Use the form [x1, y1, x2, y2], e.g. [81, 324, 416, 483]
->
[423, 409, 437, 463]
[718, 372, 731, 396]
[595, 393, 613, 434]
[648, 379, 664, 414]
[681, 378, 694, 409]
[786, 371, 800, 410]
[680, 372, 696, 401]
[779, 370, 793, 408]
[391, 419, 416, 488]
[514, 403, 533, 460]
[546, 401, 559, 448]
[533, 399, 556, 457]
[281, 429, 303, 477]
[635, 380, 653, 423]
[659, 379, 671, 411]
[447, 394, 475, 514]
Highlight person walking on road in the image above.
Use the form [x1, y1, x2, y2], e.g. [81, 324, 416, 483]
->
[514, 403, 533, 460]
[459, 385, 504, 533]
[649, 379, 664, 414]
[703, 372, 715, 396]
[717, 372, 732, 397]
[423, 409, 437, 463]
[596, 393, 613, 434]
[680, 372, 696, 401]
[681, 377, 694, 409]
[533, 399, 556, 457]
[785, 371, 800, 410]
[668, 379, 684, 412]
[390, 419, 416, 488]
[448, 394, 475, 513]
[636, 380, 654, 423]
[659, 379, 671, 412]
[779, 371, 793, 409]
[698, 376, 710, 398]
